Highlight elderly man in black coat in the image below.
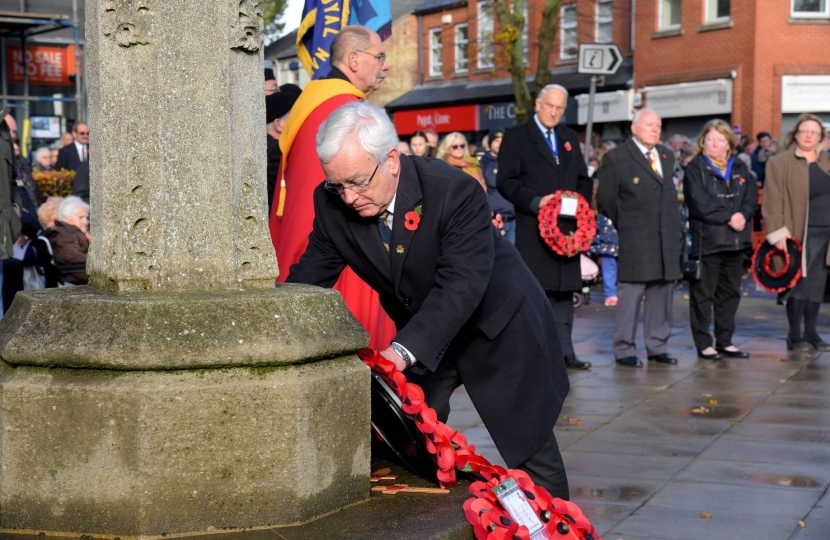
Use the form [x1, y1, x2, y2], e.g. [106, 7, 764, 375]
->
[496, 84, 594, 370]
[286, 100, 571, 498]
[596, 109, 684, 367]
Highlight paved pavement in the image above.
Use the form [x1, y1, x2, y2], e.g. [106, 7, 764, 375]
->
[448, 275, 830, 540]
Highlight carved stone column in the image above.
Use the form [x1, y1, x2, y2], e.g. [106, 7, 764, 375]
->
[0, 1, 372, 536]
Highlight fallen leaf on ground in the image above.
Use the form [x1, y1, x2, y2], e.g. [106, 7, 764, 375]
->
[692, 406, 711, 414]
[702, 393, 713, 398]
[779, 357, 789, 362]
[569, 418, 582, 425]
[805, 354, 812, 359]
[683, 294, 689, 300]
[709, 399, 718, 405]
[701, 510, 712, 519]
[799, 520, 806, 528]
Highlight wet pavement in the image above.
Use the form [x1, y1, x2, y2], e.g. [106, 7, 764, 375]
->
[447, 277, 830, 540]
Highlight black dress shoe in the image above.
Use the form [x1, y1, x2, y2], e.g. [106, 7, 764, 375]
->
[564, 355, 591, 370]
[648, 353, 678, 364]
[616, 356, 643, 367]
[787, 337, 811, 352]
[717, 348, 750, 358]
[805, 337, 830, 351]
[697, 350, 722, 360]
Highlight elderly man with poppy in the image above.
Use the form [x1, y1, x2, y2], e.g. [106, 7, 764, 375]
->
[596, 109, 684, 367]
[496, 84, 594, 371]
[286, 100, 572, 499]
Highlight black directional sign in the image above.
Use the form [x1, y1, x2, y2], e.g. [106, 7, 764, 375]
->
[578, 43, 623, 75]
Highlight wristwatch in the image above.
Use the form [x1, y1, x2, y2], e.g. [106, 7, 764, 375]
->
[390, 342, 413, 369]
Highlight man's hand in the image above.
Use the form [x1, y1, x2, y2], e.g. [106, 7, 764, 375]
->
[728, 212, 746, 232]
[380, 346, 407, 372]
[775, 237, 789, 252]
[538, 194, 555, 209]
[492, 213, 505, 235]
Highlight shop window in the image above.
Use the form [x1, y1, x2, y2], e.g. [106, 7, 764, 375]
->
[477, 1, 494, 69]
[706, 0, 730, 21]
[792, 0, 829, 17]
[429, 28, 442, 77]
[560, 4, 577, 60]
[455, 24, 469, 73]
[596, 0, 613, 43]
[660, 0, 682, 29]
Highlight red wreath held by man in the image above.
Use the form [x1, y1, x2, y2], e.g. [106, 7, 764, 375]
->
[538, 191, 597, 257]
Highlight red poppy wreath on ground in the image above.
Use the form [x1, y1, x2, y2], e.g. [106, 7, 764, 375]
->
[538, 192, 596, 258]
[358, 348, 602, 540]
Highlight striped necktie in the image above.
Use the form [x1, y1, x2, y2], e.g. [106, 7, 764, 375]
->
[647, 151, 662, 181]
[378, 210, 392, 251]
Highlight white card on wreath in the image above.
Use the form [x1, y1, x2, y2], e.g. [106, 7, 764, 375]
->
[560, 194, 578, 217]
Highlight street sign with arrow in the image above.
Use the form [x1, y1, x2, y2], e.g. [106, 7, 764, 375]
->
[578, 43, 623, 75]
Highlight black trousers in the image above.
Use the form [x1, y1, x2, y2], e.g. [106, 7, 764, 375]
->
[546, 291, 574, 358]
[407, 358, 569, 500]
[689, 250, 744, 351]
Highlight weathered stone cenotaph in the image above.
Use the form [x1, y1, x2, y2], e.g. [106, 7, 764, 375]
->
[0, 0, 371, 536]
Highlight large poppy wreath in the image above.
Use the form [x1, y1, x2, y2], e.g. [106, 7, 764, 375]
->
[358, 348, 602, 540]
[538, 191, 597, 258]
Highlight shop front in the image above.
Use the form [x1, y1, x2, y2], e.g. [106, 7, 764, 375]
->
[781, 75, 830, 137]
[642, 79, 733, 139]
[575, 89, 635, 144]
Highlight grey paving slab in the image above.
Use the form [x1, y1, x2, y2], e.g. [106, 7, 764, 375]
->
[556, 413, 619, 431]
[611, 506, 801, 540]
[567, 501, 639, 537]
[790, 519, 830, 540]
[724, 422, 830, 445]
[674, 458, 830, 490]
[567, 431, 714, 457]
[560, 397, 636, 415]
[567, 474, 665, 505]
[566, 384, 661, 402]
[641, 481, 822, 517]
[742, 404, 830, 427]
[562, 450, 694, 481]
[698, 438, 830, 466]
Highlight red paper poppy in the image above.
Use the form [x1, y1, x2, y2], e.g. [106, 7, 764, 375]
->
[404, 211, 420, 231]
[564, 141, 572, 152]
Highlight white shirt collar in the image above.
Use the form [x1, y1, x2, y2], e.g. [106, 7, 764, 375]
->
[533, 114, 556, 139]
[386, 194, 397, 214]
[632, 137, 654, 156]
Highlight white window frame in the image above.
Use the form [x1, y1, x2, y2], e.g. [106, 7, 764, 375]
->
[595, 0, 613, 43]
[791, 0, 830, 18]
[429, 27, 443, 77]
[705, 0, 730, 22]
[477, 0, 494, 69]
[560, 4, 577, 60]
[454, 23, 469, 73]
[659, 0, 682, 30]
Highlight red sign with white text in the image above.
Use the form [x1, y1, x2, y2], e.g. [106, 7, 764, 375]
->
[7, 45, 70, 86]
[394, 105, 479, 135]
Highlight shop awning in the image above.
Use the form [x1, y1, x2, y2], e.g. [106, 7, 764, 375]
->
[385, 60, 633, 112]
[0, 10, 72, 38]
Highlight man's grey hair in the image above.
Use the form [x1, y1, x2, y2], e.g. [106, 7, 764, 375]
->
[331, 26, 373, 64]
[33, 147, 50, 161]
[56, 195, 89, 223]
[316, 100, 399, 166]
[668, 134, 685, 143]
[538, 84, 569, 101]
[632, 108, 660, 125]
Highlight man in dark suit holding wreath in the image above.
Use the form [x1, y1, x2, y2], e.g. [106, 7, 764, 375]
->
[286, 100, 571, 499]
[496, 84, 594, 370]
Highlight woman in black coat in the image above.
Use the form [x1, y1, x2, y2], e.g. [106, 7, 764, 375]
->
[684, 119, 758, 360]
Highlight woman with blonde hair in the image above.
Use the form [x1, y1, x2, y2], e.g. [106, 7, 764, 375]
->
[436, 132, 485, 190]
[684, 119, 757, 360]
[763, 113, 830, 350]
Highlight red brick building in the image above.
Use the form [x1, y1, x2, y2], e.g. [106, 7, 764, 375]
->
[386, 0, 635, 144]
[634, 0, 830, 140]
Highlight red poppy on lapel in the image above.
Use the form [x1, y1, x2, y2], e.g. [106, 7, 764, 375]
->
[564, 141, 572, 152]
[738, 176, 745, 185]
[404, 211, 421, 231]
[662, 153, 667, 159]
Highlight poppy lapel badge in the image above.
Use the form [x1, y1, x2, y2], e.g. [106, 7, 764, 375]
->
[404, 205, 422, 231]
[738, 176, 745, 185]
[564, 141, 572, 152]
[396, 245, 404, 254]
[662, 153, 667, 159]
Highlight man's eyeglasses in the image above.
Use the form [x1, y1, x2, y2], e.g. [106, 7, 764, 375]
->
[355, 49, 387, 64]
[324, 164, 379, 195]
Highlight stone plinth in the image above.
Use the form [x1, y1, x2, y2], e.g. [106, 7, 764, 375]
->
[0, 287, 372, 536]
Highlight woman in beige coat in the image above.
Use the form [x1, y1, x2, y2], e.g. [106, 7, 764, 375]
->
[762, 114, 830, 351]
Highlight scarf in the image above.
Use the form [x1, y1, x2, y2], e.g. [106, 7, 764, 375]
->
[703, 155, 733, 183]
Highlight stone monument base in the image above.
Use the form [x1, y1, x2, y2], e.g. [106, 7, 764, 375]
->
[0, 286, 371, 537]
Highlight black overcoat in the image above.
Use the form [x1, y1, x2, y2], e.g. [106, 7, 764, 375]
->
[495, 119, 593, 292]
[55, 143, 83, 172]
[287, 156, 569, 467]
[596, 138, 683, 283]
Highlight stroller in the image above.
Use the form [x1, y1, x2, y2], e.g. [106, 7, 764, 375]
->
[573, 254, 599, 307]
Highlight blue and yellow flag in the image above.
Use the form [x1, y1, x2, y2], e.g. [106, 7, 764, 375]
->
[297, 0, 392, 80]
